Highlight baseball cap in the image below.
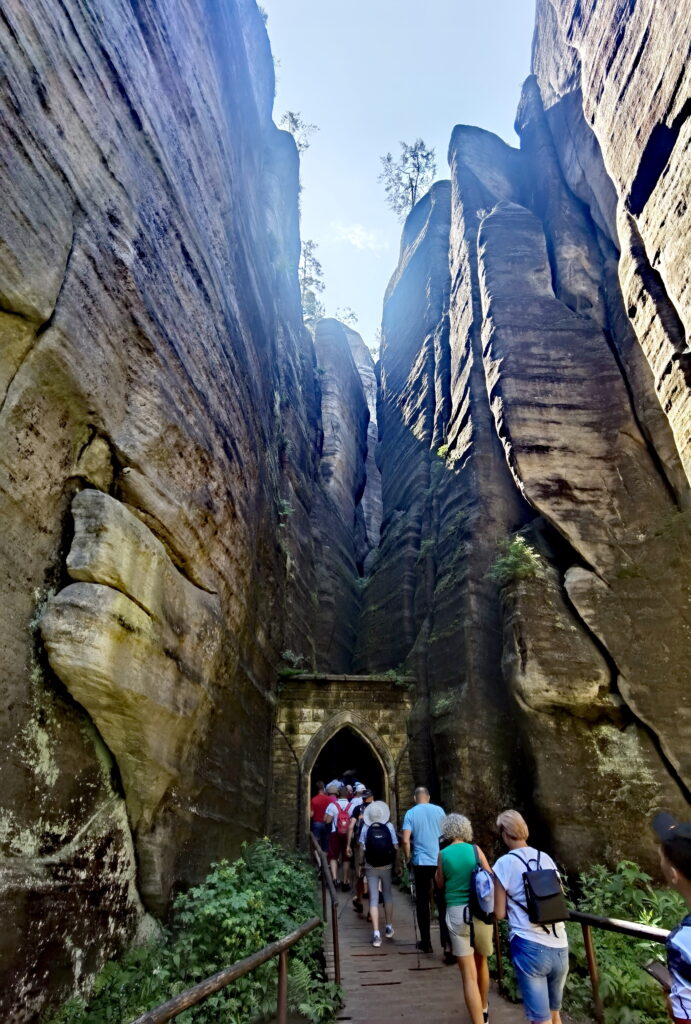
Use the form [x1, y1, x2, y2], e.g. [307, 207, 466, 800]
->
[652, 812, 691, 842]
[354, 783, 366, 793]
[652, 812, 691, 878]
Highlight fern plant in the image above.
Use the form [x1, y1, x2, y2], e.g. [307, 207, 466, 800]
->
[45, 839, 341, 1023]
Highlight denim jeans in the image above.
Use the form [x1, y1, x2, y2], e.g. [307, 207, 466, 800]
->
[310, 820, 329, 853]
[510, 935, 569, 1021]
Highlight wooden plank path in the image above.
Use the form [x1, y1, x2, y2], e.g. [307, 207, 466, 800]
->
[324, 885, 527, 1023]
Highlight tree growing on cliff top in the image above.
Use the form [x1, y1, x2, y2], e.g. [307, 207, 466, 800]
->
[334, 306, 358, 327]
[299, 239, 325, 321]
[279, 110, 319, 153]
[378, 138, 436, 219]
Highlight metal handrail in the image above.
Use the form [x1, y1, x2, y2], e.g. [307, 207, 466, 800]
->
[495, 906, 669, 1024]
[310, 832, 341, 985]
[130, 915, 321, 1024]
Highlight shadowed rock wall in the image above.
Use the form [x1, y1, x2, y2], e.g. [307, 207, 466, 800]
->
[0, 1, 322, 1017]
[310, 319, 369, 672]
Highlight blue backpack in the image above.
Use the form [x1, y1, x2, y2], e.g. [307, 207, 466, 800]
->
[468, 845, 495, 924]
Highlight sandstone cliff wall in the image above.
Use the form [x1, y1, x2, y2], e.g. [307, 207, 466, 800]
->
[0, 1, 322, 1017]
[310, 319, 369, 672]
[363, 0, 691, 868]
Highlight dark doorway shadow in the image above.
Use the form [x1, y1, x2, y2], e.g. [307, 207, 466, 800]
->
[310, 725, 385, 800]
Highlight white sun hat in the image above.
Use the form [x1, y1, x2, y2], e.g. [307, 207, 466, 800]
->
[364, 800, 390, 826]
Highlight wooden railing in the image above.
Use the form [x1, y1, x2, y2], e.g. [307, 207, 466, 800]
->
[130, 915, 321, 1024]
[568, 909, 668, 1024]
[495, 907, 669, 1024]
[309, 832, 342, 985]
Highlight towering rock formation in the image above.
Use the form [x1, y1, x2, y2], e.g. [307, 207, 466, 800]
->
[1, 0, 690, 1017]
[363, 0, 691, 868]
[310, 319, 369, 672]
[0, 1, 325, 1017]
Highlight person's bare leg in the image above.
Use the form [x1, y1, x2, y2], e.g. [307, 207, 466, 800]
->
[550, 1013, 562, 1024]
[370, 904, 380, 933]
[382, 902, 393, 926]
[329, 857, 338, 883]
[457, 955, 484, 1024]
[474, 951, 489, 1013]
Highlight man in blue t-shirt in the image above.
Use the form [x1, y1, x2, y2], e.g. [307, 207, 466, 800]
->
[401, 786, 448, 956]
[653, 813, 691, 1022]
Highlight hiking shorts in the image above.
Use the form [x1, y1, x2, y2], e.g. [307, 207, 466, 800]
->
[446, 905, 494, 958]
[328, 831, 351, 862]
[510, 935, 569, 1020]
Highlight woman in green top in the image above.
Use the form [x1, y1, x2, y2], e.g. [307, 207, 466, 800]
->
[435, 814, 493, 1024]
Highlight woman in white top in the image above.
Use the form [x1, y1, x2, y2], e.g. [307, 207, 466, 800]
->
[492, 810, 568, 1024]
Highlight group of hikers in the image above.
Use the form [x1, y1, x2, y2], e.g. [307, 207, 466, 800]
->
[311, 779, 691, 1024]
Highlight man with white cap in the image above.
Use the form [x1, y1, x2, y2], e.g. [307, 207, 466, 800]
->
[360, 800, 399, 947]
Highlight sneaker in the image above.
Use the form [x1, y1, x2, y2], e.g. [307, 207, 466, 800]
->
[372, 931, 382, 948]
[385, 924, 395, 939]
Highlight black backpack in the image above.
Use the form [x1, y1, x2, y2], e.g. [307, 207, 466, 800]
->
[365, 822, 395, 867]
[508, 851, 569, 932]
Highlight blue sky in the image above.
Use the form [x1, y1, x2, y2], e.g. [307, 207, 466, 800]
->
[261, 0, 536, 349]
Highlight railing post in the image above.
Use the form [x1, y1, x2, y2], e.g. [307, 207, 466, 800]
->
[331, 897, 341, 986]
[321, 864, 327, 920]
[277, 949, 288, 1024]
[581, 922, 605, 1024]
[493, 920, 504, 995]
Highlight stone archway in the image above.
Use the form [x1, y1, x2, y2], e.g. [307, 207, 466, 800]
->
[269, 674, 414, 847]
[301, 711, 396, 835]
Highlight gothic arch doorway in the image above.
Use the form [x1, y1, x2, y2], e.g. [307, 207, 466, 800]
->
[269, 676, 414, 849]
[309, 725, 386, 801]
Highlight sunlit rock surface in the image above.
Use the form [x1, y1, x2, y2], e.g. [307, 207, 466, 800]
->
[532, 0, 691, 487]
[364, 0, 690, 868]
[1, 0, 691, 1016]
[0, 0, 320, 1016]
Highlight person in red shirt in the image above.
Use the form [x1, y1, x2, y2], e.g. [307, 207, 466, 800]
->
[310, 780, 332, 852]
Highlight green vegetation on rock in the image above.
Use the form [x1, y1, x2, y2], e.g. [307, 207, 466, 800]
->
[487, 535, 542, 586]
[45, 840, 340, 1024]
[565, 860, 685, 1024]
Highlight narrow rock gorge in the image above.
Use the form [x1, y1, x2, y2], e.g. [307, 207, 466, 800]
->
[0, 0, 689, 1019]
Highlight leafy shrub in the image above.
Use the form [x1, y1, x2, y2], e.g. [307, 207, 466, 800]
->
[487, 536, 542, 586]
[46, 840, 341, 1024]
[563, 860, 685, 1024]
[436, 443, 450, 459]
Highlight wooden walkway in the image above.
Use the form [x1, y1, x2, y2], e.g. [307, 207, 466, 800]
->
[325, 885, 527, 1023]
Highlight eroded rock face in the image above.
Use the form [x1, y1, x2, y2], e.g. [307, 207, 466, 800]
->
[41, 490, 223, 893]
[364, 0, 690, 870]
[0, 0, 320, 1017]
[310, 319, 369, 672]
[532, 0, 691, 488]
[501, 525, 689, 873]
[344, 326, 383, 567]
